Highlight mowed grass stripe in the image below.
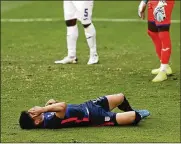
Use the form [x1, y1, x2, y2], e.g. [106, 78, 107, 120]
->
[1, 18, 180, 23]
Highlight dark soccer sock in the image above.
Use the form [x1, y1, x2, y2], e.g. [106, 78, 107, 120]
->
[132, 111, 142, 125]
[117, 96, 133, 112]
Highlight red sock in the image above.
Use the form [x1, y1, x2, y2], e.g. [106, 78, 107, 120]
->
[159, 31, 172, 64]
[148, 30, 162, 60]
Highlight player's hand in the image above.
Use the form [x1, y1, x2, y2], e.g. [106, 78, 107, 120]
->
[153, 1, 167, 22]
[138, 1, 147, 20]
[28, 106, 43, 118]
[45, 99, 57, 106]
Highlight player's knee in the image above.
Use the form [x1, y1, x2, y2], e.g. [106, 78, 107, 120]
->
[65, 19, 77, 27]
[83, 23, 91, 28]
[84, 23, 96, 38]
[148, 21, 158, 32]
[116, 93, 124, 101]
[81, 18, 92, 28]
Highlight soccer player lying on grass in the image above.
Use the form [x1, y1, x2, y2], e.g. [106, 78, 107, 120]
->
[19, 93, 150, 129]
[138, 0, 175, 82]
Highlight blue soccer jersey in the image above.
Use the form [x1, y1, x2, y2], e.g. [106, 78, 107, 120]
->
[43, 104, 89, 129]
[43, 96, 117, 129]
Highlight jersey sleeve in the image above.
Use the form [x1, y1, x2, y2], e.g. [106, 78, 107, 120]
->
[43, 112, 62, 129]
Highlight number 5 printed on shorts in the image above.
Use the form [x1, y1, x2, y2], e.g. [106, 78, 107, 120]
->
[84, 8, 88, 20]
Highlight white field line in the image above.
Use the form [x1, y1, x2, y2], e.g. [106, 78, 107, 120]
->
[1, 18, 180, 23]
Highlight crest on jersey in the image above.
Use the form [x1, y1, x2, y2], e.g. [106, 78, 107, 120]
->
[105, 116, 110, 121]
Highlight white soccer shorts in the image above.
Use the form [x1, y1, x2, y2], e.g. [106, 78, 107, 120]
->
[63, 0, 94, 25]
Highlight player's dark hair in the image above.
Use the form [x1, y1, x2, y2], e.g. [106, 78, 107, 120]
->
[19, 111, 36, 129]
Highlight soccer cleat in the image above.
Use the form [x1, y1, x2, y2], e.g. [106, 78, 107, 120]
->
[54, 56, 77, 64]
[87, 54, 99, 65]
[135, 110, 150, 119]
[152, 71, 167, 82]
[151, 65, 172, 75]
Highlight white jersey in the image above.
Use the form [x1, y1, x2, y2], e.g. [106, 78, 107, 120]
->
[63, 0, 94, 25]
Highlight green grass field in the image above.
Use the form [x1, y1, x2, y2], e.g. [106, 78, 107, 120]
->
[1, 1, 180, 143]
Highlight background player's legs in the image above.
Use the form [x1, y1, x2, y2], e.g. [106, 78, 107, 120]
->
[152, 2, 174, 82]
[157, 2, 174, 72]
[147, 22, 172, 76]
[83, 23, 98, 65]
[75, 1, 98, 64]
[147, 22, 162, 61]
[158, 25, 172, 71]
[147, 2, 163, 73]
[66, 19, 78, 58]
[55, 1, 78, 64]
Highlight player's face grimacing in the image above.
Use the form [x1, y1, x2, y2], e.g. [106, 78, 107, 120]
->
[28, 106, 44, 126]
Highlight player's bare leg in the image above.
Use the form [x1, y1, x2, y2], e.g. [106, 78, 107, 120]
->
[106, 93, 150, 119]
[55, 19, 78, 64]
[105, 94, 149, 125]
[116, 111, 139, 125]
[116, 110, 150, 125]
[105, 93, 132, 111]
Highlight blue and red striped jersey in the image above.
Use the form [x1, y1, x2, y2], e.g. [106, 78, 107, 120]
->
[43, 104, 89, 128]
